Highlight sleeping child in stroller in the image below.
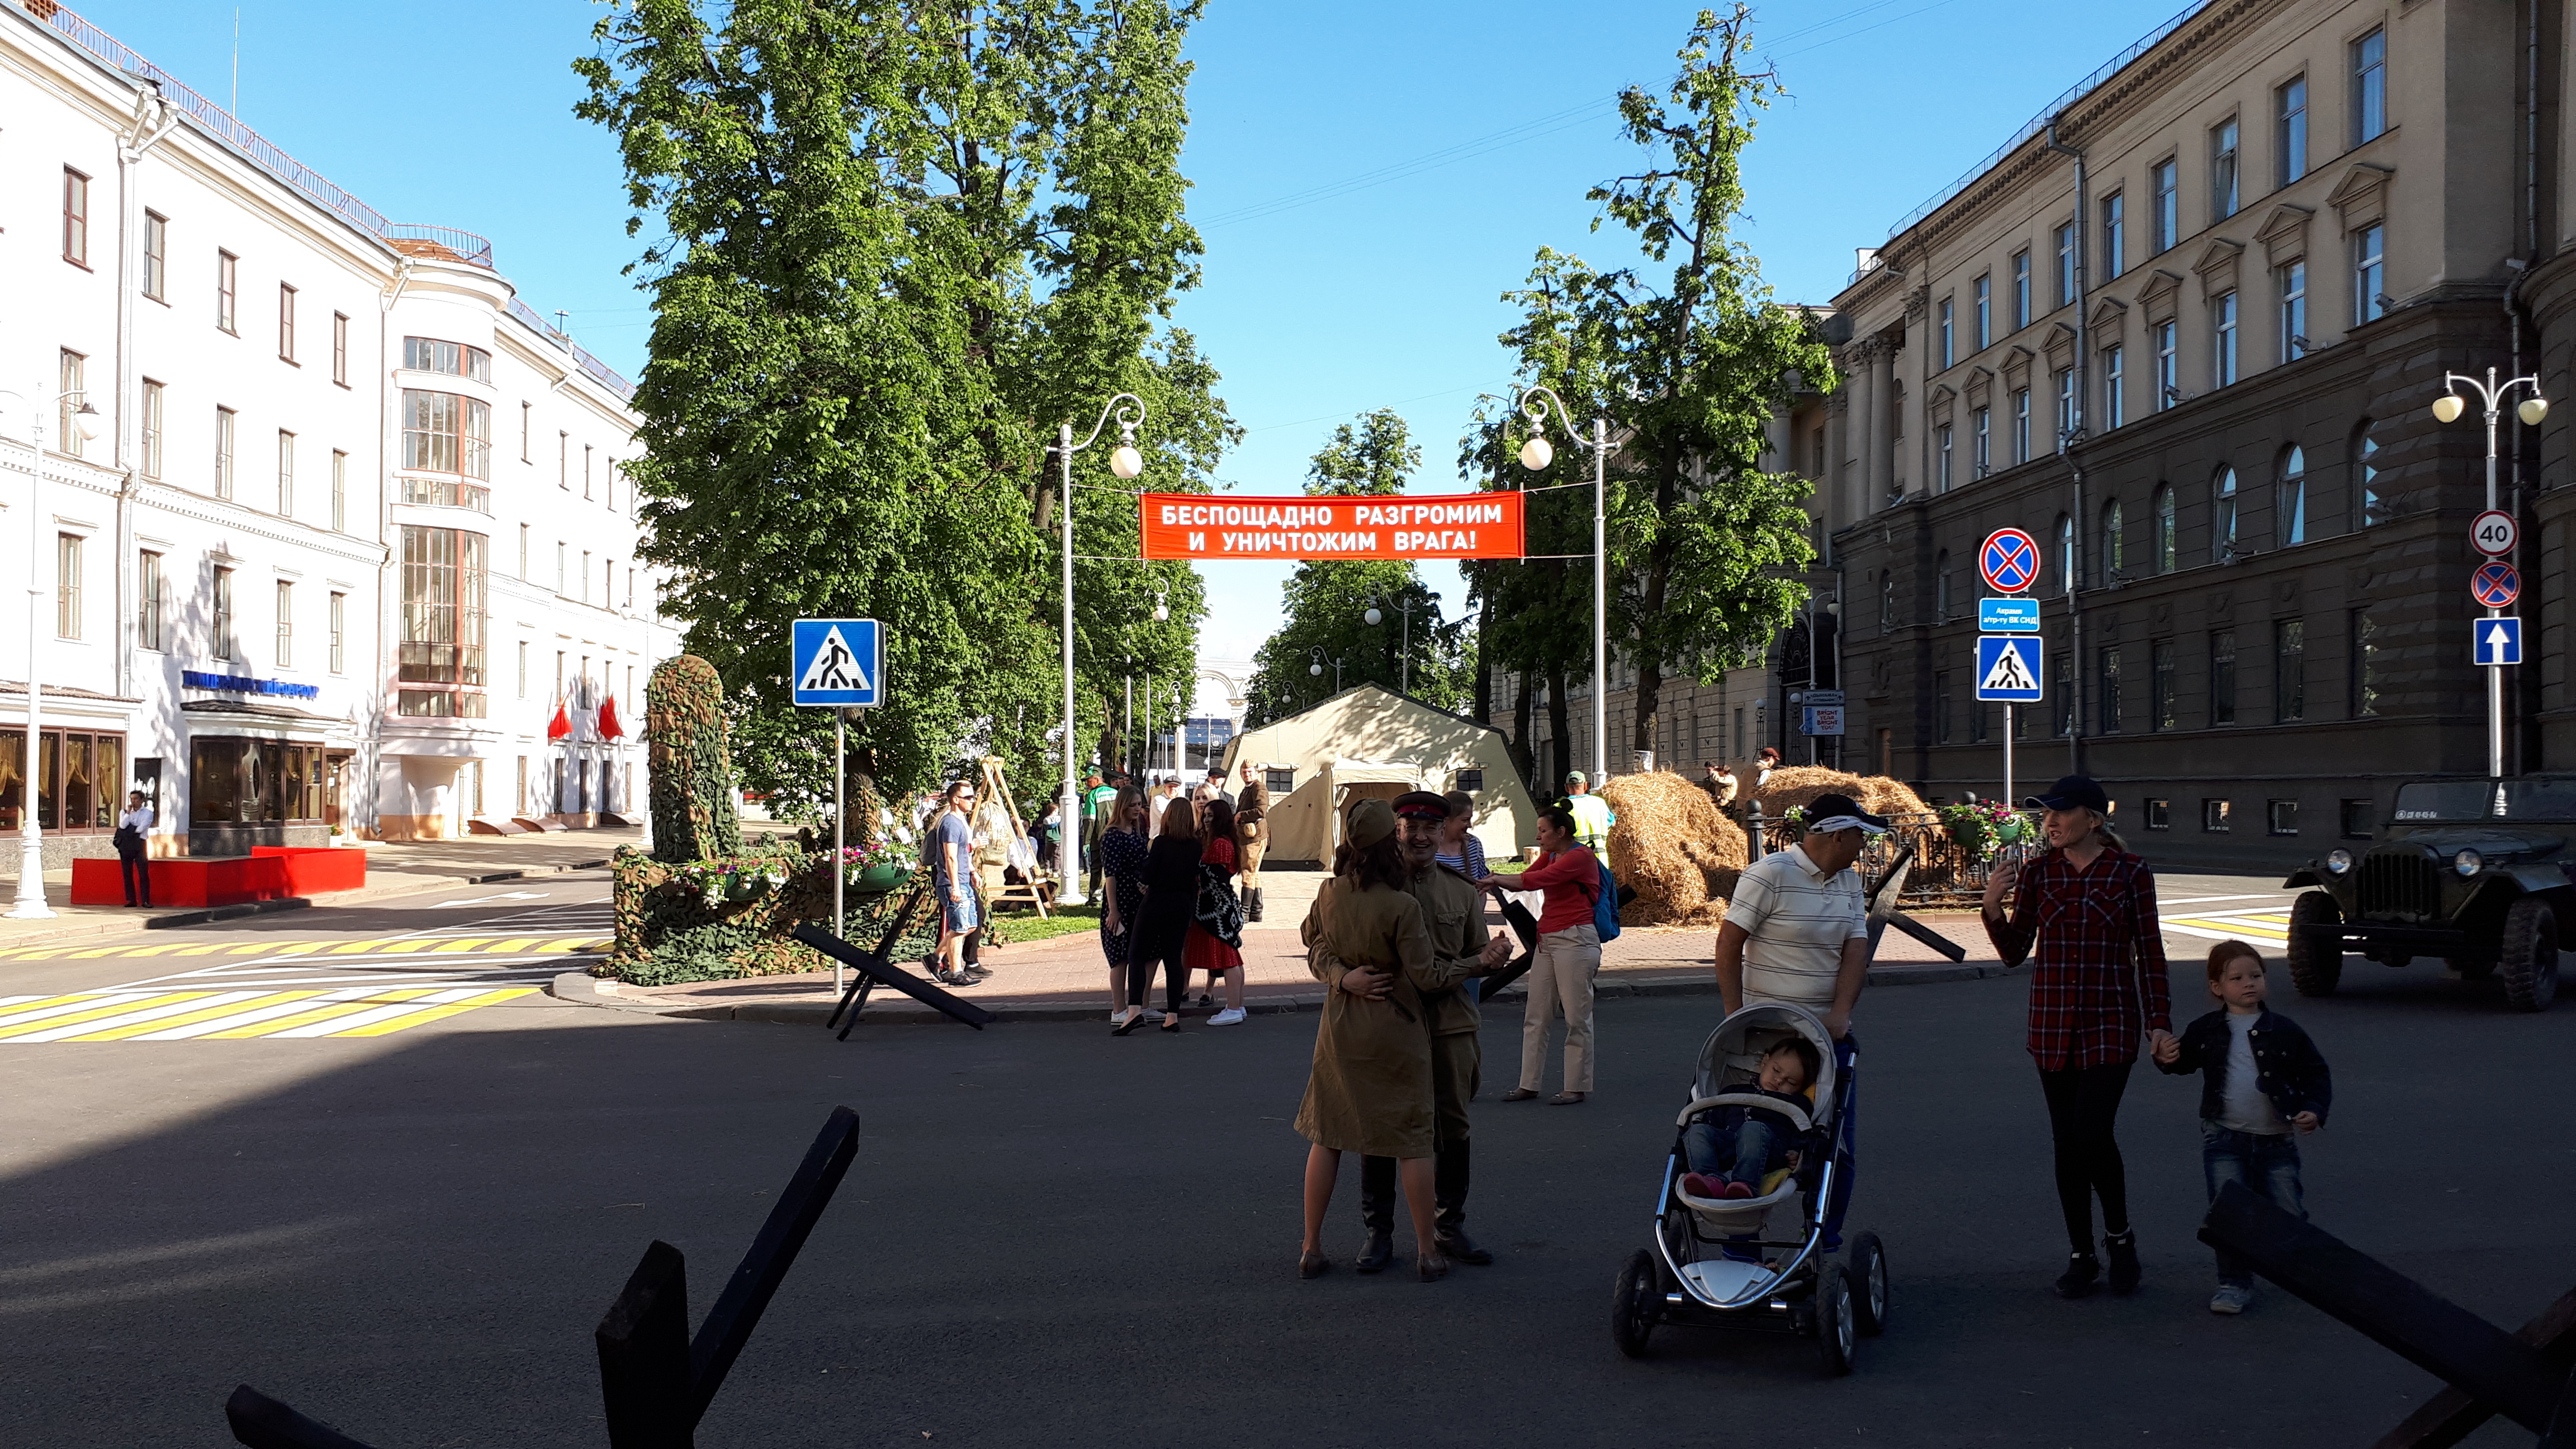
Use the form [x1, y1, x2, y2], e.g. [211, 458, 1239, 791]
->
[1680, 1037, 1820, 1200]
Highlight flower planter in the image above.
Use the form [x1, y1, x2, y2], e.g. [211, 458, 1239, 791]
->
[856, 863, 909, 892]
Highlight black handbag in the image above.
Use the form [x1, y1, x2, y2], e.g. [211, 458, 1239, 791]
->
[1193, 861, 1243, 948]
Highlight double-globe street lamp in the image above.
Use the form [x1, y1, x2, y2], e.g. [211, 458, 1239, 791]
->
[0, 386, 102, 920]
[1361, 590, 1423, 694]
[1513, 385, 1610, 785]
[2431, 369, 2549, 780]
[1308, 646, 1343, 694]
[1049, 394, 1146, 906]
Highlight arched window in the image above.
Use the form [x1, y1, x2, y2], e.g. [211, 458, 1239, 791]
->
[2056, 513, 2075, 595]
[2102, 499, 2125, 581]
[2277, 445, 2306, 546]
[2356, 420, 2380, 525]
[1935, 550, 1952, 621]
[2213, 467, 2238, 562]
[2153, 485, 2176, 574]
[1880, 570, 1895, 636]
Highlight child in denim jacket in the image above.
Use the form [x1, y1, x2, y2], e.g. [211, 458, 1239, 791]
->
[1680, 1036, 1819, 1200]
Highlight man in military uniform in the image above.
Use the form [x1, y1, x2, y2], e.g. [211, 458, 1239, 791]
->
[1310, 789, 1514, 1270]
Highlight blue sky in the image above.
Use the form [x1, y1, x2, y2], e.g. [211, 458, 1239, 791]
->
[69, 0, 2191, 713]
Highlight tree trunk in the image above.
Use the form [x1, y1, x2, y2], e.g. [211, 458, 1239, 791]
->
[1471, 595, 1493, 724]
[1634, 656, 1663, 768]
[1507, 667, 1534, 782]
[1546, 667, 1572, 797]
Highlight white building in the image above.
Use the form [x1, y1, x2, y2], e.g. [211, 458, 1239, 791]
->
[0, 1, 672, 857]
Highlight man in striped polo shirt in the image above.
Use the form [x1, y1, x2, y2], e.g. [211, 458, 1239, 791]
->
[1712, 791, 1883, 1247]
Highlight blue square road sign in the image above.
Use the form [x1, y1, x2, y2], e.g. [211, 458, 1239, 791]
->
[2473, 616, 2522, 667]
[1975, 636, 2044, 702]
[1979, 597, 2042, 633]
[792, 619, 884, 706]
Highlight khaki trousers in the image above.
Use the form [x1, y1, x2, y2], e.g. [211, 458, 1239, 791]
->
[1519, 924, 1600, 1093]
[1239, 836, 1265, 889]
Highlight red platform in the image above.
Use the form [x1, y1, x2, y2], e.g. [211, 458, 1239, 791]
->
[69, 846, 367, 908]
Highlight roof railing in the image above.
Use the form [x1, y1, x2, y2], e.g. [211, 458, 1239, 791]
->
[386, 224, 494, 269]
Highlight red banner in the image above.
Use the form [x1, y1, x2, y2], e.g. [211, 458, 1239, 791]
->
[1137, 492, 1525, 561]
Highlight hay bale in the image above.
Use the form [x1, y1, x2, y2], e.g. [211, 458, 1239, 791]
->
[1755, 766, 1931, 820]
[1600, 771, 1750, 928]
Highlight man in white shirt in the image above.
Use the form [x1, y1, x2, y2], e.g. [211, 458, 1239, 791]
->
[116, 789, 154, 908]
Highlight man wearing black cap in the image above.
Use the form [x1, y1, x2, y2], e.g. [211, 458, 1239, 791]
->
[1310, 789, 1513, 1271]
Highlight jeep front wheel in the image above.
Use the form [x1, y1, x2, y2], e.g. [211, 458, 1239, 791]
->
[2499, 898, 2559, 1013]
[2285, 892, 2344, 997]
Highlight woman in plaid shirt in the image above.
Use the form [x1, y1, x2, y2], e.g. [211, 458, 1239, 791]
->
[1982, 775, 2175, 1300]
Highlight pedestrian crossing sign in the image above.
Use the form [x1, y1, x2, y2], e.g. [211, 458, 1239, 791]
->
[791, 619, 883, 706]
[1975, 636, 2043, 702]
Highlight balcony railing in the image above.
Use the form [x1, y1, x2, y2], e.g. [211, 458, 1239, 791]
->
[386, 224, 494, 269]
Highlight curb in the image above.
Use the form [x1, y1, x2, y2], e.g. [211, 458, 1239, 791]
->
[547, 959, 2021, 1028]
[0, 858, 619, 950]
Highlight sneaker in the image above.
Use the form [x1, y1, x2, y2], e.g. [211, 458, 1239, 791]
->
[1719, 1181, 1756, 1200]
[1208, 1007, 1247, 1026]
[1680, 1172, 1726, 1200]
[2104, 1230, 2141, 1295]
[2209, 1282, 2252, 1315]
[2055, 1252, 2100, 1299]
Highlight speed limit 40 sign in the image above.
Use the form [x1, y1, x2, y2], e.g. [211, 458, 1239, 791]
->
[2473, 509, 2520, 556]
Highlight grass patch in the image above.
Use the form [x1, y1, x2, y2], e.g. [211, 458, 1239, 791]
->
[985, 899, 1105, 941]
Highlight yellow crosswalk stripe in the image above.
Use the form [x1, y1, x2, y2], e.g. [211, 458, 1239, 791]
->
[429, 937, 496, 953]
[61, 992, 316, 1041]
[0, 992, 210, 1039]
[481, 937, 542, 953]
[171, 944, 226, 955]
[200, 996, 426, 1039]
[328, 988, 534, 1036]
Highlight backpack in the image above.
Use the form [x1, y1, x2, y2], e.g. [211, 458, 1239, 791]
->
[1589, 855, 1622, 943]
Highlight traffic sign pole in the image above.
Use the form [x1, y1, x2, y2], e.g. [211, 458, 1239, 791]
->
[833, 712, 844, 995]
[2003, 708, 2013, 821]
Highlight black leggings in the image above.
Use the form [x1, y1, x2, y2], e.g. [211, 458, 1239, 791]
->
[2037, 1061, 2133, 1254]
[1125, 912, 1190, 1012]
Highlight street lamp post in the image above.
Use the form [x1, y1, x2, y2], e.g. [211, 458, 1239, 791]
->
[1309, 647, 1343, 694]
[0, 387, 99, 920]
[1049, 394, 1147, 905]
[1362, 591, 1422, 694]
[1514, 386, 1610, 785]
[2432, 369, 2549, 779]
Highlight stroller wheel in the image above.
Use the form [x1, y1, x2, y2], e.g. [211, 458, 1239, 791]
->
[1611, 1249, 1659, 1359]
[1813, 1262, 1857, 1376]
[1847, 1232, 1888, 1337]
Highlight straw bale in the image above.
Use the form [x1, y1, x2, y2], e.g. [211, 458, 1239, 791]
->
[1599, 771, 1750, 927]
[1755, 766, 1931, 820]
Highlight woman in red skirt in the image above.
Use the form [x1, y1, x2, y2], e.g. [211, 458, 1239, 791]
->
[1189, 795, 1248, 1025]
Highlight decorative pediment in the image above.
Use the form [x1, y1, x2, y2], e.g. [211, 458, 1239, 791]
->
[2044, 321, 2077, 372]
[2255, 203, 2314, 266]
[2087, 295, 2130, 338]
[1964, 366, 1995, 406]
[2138, 268, 2186, 324]
[2001, 345, 2037, 389]
[1928, 382, 1956, 425]
[2327, 163, 2395, 226]
[2191, 237, 2245, 293]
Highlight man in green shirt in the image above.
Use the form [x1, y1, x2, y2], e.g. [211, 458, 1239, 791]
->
[1081, 771, 1116, 894]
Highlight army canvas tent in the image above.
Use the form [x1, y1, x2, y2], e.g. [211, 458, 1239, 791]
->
[1219, 684, 1536, 868]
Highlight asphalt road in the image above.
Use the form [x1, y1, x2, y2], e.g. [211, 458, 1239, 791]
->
[3, 921, 2566, 1447]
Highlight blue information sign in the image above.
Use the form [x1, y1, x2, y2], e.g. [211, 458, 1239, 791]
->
[2474, 617, 2523, 667]
[1975, 636, 2044, 702]
[1978, 597, 2042, 633]
[791, 619, 884, 706]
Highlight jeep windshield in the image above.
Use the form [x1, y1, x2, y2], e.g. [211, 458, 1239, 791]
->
[2391, 780, 2576, 821]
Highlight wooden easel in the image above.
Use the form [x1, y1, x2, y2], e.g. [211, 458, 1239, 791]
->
[977, 755, 1053, 917]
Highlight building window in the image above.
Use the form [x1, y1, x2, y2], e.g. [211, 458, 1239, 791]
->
[2357, 420, 2381, 525]
[2153, 485, 2176, 574]
[2204, 798, 2232, 832]
[2213, 467, 2238, 561]
[397, 526, 490, 717]
[518, 524, 531, 580]
[62, 168, 88, 266]
[331, 450, 347, 532]
[2213, 291, 2238, 386]
[2277, 446, 2306, 546]
[1935, 551, 1953, 620]
[140, 380, 164, 480]
[2103, 345, 2124, 428]
[2012, 388, 2031, 464]
[2340, 798, 2374, 839]
[1971, 407, 1990, 478]
[2267, 800, 2299, 836]
[520, 401, 532, 462]
[137, 550, 165, 651]
[2101, 192, 2125, 281]
[1939, 299, 1954, 368]
[212, 565, 234, 660]
[2102, 498, 2124, 580]
[399, 477, 492, 512]
[217, 250, 238, 333]
[328, 591, 345, 674]
[1973, 274, 1991, 349]
[2210, 629, 2237, 726]
[2210, 117, 2239, 221]
[559, 432, 571, 489]
[55, 534, 80, 640]
[56, 350, 86, 458]
[2353, 28, 2386, 144]
[1935, 672, 1954, 744]
[2152, 158, 2178, 252]
[402, 337, 491, 382]
[2278, 74, 2308, 186]
[2151, 639, 2176, 730]
[581, 550, 593, 604]
[2146, 798, 2172, 830]
[584, 444, 595, 499]
[518, 640, 529, 698]
[2155, 321, 2177, 409]
[2275, 617, 2305, 722]
[1936, 425, 1953, 492]
[557, 541, 568, 595]
[401, 390, 494, 481]
[214, 407, 235, 499]
[2055, 369, 2075, 452]
[276, 430, 295, 517]
[2279, 261, 2307, 362]
[2052, 652, 2073, 737]
[143, 211, 166, 299]
[2098, 647, 2123, 734]
[2351, 607, 2379, 717]
[278, 283, 297, 362]
[2354, 224, 2386, 323]
[0, 727, 125, 831]
[1879, 570, 1894, 636]
[2011, 249, 2031, 330]
[274, 580, 293, 667]
[333, 312, 349, 386]
[189, 738, 326, 825]
[2057, 512, 2075, 596]
[2055, 224, 2077, 307]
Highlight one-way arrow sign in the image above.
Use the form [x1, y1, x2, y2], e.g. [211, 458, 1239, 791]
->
[2474, 617, 2522, 667]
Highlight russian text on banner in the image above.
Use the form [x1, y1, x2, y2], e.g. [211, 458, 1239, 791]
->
[1137, 493, 1527, 561]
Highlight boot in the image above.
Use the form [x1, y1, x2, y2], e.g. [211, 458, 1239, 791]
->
[1245, 886, 1264, 922]
[1356, 1154, 1397, 1272]
[2104, 1230, 2141, 1295]
[1432, 1142, 1491, 1263]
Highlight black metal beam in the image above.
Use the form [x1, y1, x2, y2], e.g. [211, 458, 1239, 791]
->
[688, 1106, 862, 1420]
[794, 922, 995, 1030]
[596, 1239, 696, 1449]
[2374, 1285, 2576, 1449]
[224, 1386, 378, 1449]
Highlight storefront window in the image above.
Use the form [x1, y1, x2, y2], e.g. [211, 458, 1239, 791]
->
[399, 525, 489, 717]
[0, 728, 124, 831]
[189, 738, 326, 825]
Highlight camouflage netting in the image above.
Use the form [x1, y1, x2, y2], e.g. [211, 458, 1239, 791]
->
[1753, 766, 1933, 820]
[647, 654, 745, 865]
[1599, 771, 1750, 928]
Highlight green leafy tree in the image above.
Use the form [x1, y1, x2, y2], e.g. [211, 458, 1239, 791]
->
[577, 0, 1230, 823]
[1464, 4, 1836, 773]
[1244, 410, 1467, 723]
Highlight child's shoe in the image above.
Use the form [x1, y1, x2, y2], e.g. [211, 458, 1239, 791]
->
[2054, 1251, 2100, 1299]
[2209, 1282, 2252, 1315]
[2104, 1230, 2141, 1295]
[1720, 1181, 1756, 1200]
[1680, 1172, 1726, 1199]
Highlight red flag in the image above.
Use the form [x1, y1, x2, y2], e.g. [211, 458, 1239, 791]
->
[547, 702, 571, 741]
[597, 694, 624, 740]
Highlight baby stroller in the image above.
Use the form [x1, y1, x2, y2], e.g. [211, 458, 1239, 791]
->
[1611, 1002, 1888, 1374]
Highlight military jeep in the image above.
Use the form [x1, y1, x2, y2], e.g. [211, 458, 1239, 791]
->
[2283, 775, 2576, 1012]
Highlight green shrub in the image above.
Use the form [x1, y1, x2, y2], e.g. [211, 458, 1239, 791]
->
[647, 654, 744, 864]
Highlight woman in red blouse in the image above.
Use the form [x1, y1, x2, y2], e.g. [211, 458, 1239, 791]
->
[1983, 775, 2174, 1301]
[1476, 809, 1603, 1106]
